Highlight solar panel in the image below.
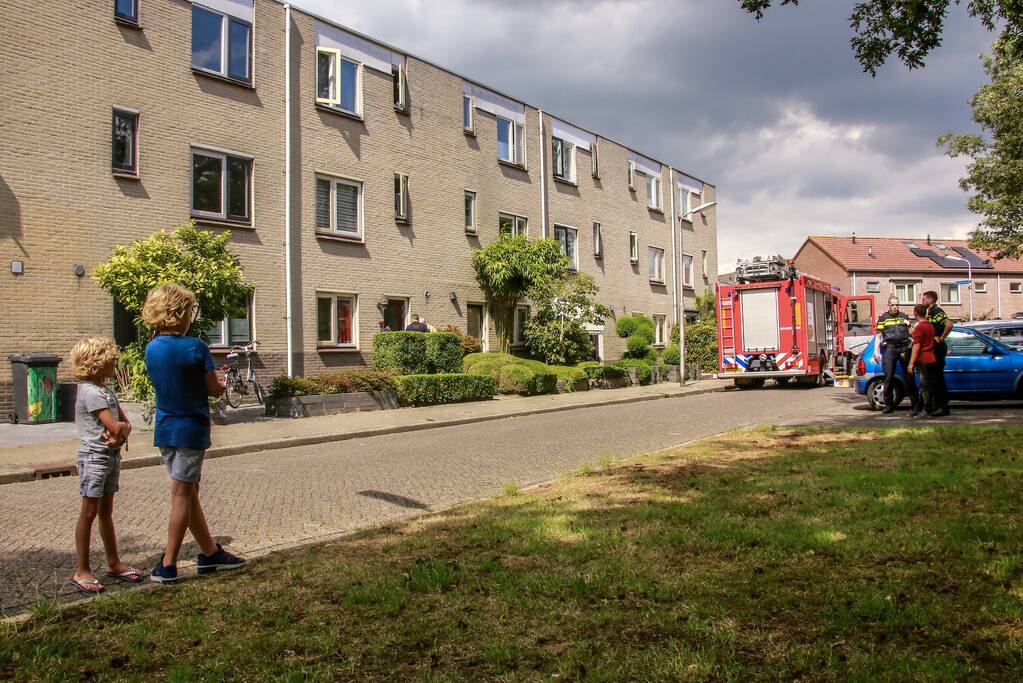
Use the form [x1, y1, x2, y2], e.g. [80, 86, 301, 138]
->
[951, 246, 993, 269]
[904, 242, 919, 249]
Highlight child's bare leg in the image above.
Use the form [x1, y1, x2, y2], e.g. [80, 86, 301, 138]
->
[187, 483, 218, 556]
[97, 492, 129, 574]
[163, 480, 194, 566]
[74, 497, 101, 582]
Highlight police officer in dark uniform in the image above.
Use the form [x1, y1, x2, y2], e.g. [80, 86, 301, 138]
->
[875, 296, 918, 414]
[922, 290, 952, 415]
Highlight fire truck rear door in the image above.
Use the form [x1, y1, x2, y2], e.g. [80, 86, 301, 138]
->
[740, 287, 780, 352]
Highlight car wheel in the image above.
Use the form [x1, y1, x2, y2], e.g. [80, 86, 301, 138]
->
[867, 379, 903, 411]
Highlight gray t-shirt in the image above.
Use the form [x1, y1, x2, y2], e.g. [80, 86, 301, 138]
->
[76, 382, 121, 454]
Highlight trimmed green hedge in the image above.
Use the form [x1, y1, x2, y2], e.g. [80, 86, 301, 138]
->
[394, 373, 497, 407]
[662, 344, 681, 366]
[462, 352, 569, 396]
[578, 362, 627, 380]
[371, 332, 463, 375]
[615, 358, 653, 385]
[268, 370, 397, 400]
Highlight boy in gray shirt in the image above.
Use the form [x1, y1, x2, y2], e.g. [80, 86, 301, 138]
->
[70, 337, 143, 593]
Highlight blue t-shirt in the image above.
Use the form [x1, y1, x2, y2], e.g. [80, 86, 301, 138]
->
[145, 334, 216, 450]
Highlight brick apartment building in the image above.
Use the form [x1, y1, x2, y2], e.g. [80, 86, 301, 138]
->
[0, 0, 717, 413]
[793, 235, 1023, 321]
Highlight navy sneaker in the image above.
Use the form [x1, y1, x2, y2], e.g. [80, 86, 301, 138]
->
[151, 558, 179, 584]
[197, 544, 246, 575]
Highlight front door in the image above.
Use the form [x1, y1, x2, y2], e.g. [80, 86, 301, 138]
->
[467, 303, 486, 350]
[384, 298, 407, 332]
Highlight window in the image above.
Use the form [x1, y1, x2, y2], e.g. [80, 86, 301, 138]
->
[683, 254, 694, 287]
[191, 148, 252, 223]
[646, 174, 662, 210]
[940, 283, 961, 305]
[392, 64, 408, 112]
[627, 161, 636, 190]
[701, 249, 708, 280]
[114, 0, 138, 24]
[590, 142, 599, 178]
[513, 305, 529, 346]
[497, 116, 524, 165]
[111, 108, 138, 175]
[648, 247, 664, 283]
[629, 232, 638, 263]
[866, 281, 880, 293]
[946, 330, 988, 357]
[1011, 282, 1022, 294]
[499, 213, 527, 238]
[192, 4, 251, 83]
[317, 293, 357, 347]
[679, 189, 691, 220]
[593, 221, 603, 259]
[316, 48, 360, 115]
[653, 315, 667, 346]
[315, 175, 362, 238]
[552, 137, 574, 182]
[394, 173, 409, 222]
[462, 94, 474, 133]
[207, 294, 252, 347]
[893, 281, 918, 304]
[464, 191, 476, 233]
[554, 224, 578, 270]
[974, 281, 987, 293]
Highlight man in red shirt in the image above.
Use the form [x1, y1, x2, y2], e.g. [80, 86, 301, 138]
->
[907, 303, 938, 417]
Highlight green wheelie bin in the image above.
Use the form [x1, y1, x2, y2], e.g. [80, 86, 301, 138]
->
[8, 353, 62, 424]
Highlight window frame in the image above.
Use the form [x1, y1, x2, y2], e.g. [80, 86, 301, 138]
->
[682, 253, 695, 287]
[627, 161, 636, 190]
[111, 107, 139, 176]
[499, 212, 528, 238]
[316, 292, 359, 349]
[865, 281, 880, 294]
[653, 314, 667, 347]
[974, 281, 987, 293]
[190, 146, 253, 224]
[552, 136, 575, 182]
[1011, 282, 1022, 294]
[648, 246, 665, 284]
[315, 173, 364, 240]
[679, 189, 692, 222]
[646, 174, 662, 211]
[553, 224, 579, 271]
[392, 63, 409, 112]
[315, 48, 362, 116]
[191, 4, 252, 85]
[206, 294, 254, 348]
[464, 190, 477, 234]
[593, 221, 603, 259]
[939, 282, 961, 305]
[497, 116, 525, 166]
[512, 305, 530, 346]
[394, 173, 410, 223]
[590, 142, 599, 178]
[893, 281, 918, 305]
[629, 232, 639, 263]
[462, 94, 475, 134]
[701, 249, 708, 280]
[114, 0, 139, 25]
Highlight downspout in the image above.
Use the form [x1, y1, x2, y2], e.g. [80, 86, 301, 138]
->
[997, 273, 1002, 319]
[537, 109, 547, 238]
[669, 167, 679, 329]
[284, 4, 294, 376]
[851, 272, 856, 295]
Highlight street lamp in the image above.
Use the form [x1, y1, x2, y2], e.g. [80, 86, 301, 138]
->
[676, 201, 717, 386]
[943, 253, 973, 322]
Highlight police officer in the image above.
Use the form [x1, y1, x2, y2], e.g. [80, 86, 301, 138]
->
[875, 296, 918, 414]
[922, 290, 952, 416]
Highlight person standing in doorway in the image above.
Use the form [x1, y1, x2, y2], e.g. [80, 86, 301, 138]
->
[922, 290, 952, 416]
[875, 296, 917, 414]
[405, 314, 429, 332]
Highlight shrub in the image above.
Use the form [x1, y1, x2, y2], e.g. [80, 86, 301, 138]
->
[581, 364, 627, 380]
[267, 370, 397, 400]
[113, 340, 154, 404]
[685, 321, 719, 374]
[625, 334, 650, 358]
[444, 325, 482, 355]
[394, 373, 497, 407]
[662, 344, 681, 366]
[616, 314, 655, 343]
[463, 352, 518, 371]
[424, 332, 464, 373]
[670, 323, 680, 346]
[615, 315, 641, 338]
[614, 358, 652, 385]
[497, 364, 558, 396]
[371, 332, 429, 375]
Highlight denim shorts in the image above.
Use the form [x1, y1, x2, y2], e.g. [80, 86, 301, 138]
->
[159, 446, 206, 483]
[77, 450, 121, 498]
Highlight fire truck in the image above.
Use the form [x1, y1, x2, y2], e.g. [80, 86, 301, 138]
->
[716, 256, 876, 388]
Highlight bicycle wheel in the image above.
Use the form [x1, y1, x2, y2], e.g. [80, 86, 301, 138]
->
[224, 381, 243, 409]
[252, 379, 266, 405]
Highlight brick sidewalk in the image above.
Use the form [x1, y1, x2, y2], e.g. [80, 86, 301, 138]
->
[0, 381, 729, 484]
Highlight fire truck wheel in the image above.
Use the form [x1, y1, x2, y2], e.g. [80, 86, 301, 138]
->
[734, 377, 765, 389]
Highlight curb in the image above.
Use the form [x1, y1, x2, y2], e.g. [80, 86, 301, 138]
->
[0, 384, 727, 486]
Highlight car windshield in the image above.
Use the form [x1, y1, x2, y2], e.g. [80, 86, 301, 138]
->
[954, 327, 1012, 354]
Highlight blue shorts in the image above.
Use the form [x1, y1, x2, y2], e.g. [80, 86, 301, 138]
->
[77, 450, 121, 498]
[159, 446, 205, 483]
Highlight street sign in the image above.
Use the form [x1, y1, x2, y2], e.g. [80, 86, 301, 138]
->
[954, 279, 971, 285]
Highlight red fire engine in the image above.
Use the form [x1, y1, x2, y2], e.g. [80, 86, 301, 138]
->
[716, 256, 875, 388]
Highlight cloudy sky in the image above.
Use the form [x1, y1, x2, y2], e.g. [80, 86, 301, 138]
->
[296, 0, 995, 274]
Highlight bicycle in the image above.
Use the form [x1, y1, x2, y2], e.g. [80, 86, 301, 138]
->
[220, 341, 265, 408]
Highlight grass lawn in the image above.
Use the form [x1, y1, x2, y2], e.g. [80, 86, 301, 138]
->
[3, 425, 1022, 681]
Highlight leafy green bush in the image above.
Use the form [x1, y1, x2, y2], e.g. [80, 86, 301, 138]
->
[614, 359, 653, 385]
[267, 370, 397, 400]
[424, 333, 464, 373]
[444, 326, 482, 355]
[580, 364, 627, 380]
[625, 334, 650, 358]
[685, 321, 719, 373]
[670, 323, 680, 346]
[112, 340, 154, 405]
[615, 315, 641, 338]
[496, 364, 558, 396]
[371, 332, 429, 375]
[662, 345, 681, 366]
[394, 374, 497, 407]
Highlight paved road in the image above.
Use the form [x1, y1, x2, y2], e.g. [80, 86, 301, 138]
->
[0, 387, 1016, 612]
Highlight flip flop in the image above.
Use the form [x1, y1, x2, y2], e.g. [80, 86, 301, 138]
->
[105, 567, 145, 584]
[69, 577, 105, 595]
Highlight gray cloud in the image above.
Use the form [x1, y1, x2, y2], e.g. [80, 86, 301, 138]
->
[294, 0, 996, 273]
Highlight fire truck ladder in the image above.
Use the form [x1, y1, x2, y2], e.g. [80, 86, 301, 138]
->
[719, 300, 736, 359]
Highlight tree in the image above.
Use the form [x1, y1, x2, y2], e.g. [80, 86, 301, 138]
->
[739, 1, 1022, 75]
[472, 236, 568, 353]
[523, 272, 613, 365]
[940, 35, 1023, 258]
[93, 222, 253, 340]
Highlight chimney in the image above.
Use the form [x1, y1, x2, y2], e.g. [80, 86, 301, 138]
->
[927, 234, 931, 245]
[852, 232, 856, 244]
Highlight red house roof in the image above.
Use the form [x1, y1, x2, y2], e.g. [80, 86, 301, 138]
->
[796, 236, 1023, 274]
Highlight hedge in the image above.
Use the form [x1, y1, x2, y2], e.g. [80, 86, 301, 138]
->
[614, 358, 652, 385]
[578, 362, 627, 380]
[496, 364, 558, 396]
[662, 344, 681, 366]
[268, 370, 397, 400]
[371, 332, 463, 375]
[394, 373, 497, 407]
[685, 321, 719, 373]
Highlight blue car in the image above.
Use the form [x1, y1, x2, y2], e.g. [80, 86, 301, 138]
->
[854, 326, 1023, 410]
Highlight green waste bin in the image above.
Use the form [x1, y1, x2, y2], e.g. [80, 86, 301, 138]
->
[8, 353, 61, 424]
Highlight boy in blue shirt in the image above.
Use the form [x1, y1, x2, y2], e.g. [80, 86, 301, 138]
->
[142, 283, 245, 583]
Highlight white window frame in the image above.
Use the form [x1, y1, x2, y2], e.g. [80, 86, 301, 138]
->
[499, 212, 527, 238]
[682, 253, 694, 287]
[552, 136, 575, 182]
[192, 3, 252, 84]
[316, 48, 362, 116]
[315, 173, 364, 240]
[646, 174, 662, 210]
[629, 232, 639, 263]
[497, 116, 525, 165]
[590, 142, 599, 178]
[939, 282, 961, 305]
[513, 305, 530, 346]
[627, 160, 636, 190]
[190, 146, 252, 223]
[974, 281, 987, 293]
[207, 294, 254, 347]
[111, 106, 139, 175]
[866, 281, 880, 293]
[679, 189, 692, 222]
[394, 173, 410, 223]
[554, 224, 579, 271]
[648, 247, 665, 284]
[593, 221, 603, 259]
[392, 63, 409, 112]
[1011, 282, 1022, 294]
[653, 314, 667, 347]
[464, 190, 477, 234]
[316, 292, 359, 349]
[462, 94, 474, 133]
[701, 249, 708, 280]
[893, 281, 918, 305]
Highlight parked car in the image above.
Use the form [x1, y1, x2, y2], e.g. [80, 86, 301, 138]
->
[854, 327, 1023, 410]
[960, 320, 1023, 350]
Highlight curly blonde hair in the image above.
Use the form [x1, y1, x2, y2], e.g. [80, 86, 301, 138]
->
[141, 283, 197, 331]
[70, 337, 119, 380]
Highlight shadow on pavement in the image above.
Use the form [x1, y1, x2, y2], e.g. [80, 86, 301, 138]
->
[357, 490, 429, 510]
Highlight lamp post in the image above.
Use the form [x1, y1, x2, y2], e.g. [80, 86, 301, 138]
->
[943, 254, 973, 322]
[676, 201, 717, 386]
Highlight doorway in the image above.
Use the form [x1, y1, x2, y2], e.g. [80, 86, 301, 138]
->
[383, 298, 407, 332]
[467, 303, 487, 350]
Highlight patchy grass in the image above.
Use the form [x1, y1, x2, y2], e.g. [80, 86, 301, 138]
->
[3, 425, 1022, 681]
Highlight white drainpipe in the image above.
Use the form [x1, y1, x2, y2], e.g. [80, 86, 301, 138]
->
[997, 273, 1002, 318]
[851, 272, 856, 295]
[668, 167, 679, 327]
[284, 4, 294, 375]
[537, 109, 547, 238]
